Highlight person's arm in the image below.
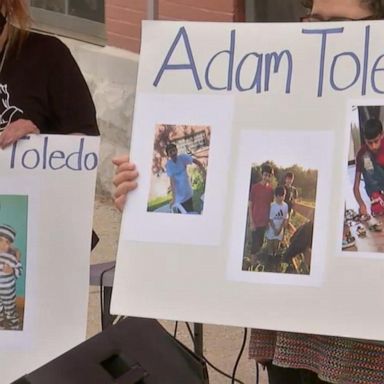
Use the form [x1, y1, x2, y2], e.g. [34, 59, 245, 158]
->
[248, 201, 255, 230]
[280, 218, 288, 234]
[112, 155, 139, 212]
[47, 40, 99, 136]
[169, 177, 176, 206]
[0, 38, 97, 149]
[2, 263, 13, 274]
[353, 169, 368, 215]
[192, 158, 206, 177]
[14, 248, 21, 262]
[274, 221, 284, 236]
[2, 259, 21, 277]
[13, 260, 22, 278]
[269, 218, 278, 235]
[291, 188, 298, 213]
[0, 119, 40, 149]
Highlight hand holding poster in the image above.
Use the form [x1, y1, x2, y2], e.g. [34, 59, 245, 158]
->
[0, 135, 99, 383]
[112, 20, 384, 341]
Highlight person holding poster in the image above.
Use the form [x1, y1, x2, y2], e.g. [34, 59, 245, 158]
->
[0, 0, 100, 249]
[0, 0, 99, 150]
[113, 155, 139, 212]
[248, 2, 384, 384]
[112, 1, 384, 383]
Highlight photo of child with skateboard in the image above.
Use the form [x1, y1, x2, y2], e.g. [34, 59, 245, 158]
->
[242, 162, 317, 274]
[343, 105, 384, 253]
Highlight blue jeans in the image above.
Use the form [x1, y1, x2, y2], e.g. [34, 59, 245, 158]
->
[360, 151, 384, 197]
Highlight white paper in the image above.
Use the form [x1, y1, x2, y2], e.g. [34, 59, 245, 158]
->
[113, 20, 384, 342]
[0, 135, 99, 383]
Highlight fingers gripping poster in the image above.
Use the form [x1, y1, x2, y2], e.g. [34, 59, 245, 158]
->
[0, 135, 99, 383]
[113, 20, 384, 341]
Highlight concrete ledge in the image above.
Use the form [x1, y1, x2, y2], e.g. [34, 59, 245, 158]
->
[60, 37, 139, 197]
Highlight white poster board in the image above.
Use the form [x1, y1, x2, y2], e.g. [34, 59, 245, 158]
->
[112, 20, 384, 341]
[0, 135, 99, 383]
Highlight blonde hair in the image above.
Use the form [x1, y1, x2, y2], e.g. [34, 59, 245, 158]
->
[4, 0, 31, 51]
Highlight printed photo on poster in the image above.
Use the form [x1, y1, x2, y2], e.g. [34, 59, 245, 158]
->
[242, 162, 317, 275]
[228, 130, 332, 287]
[147, 124, 210, 215]
[342, 104, 384, 255]
[0, 195, 28, 331]
[122, 94, 233, 246]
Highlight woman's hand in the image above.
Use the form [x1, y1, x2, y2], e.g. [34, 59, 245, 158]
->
[112, 155, 139, 212]
[0, 119, 39, 149]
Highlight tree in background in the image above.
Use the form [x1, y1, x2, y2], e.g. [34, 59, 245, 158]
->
[250, 162, 317, 202]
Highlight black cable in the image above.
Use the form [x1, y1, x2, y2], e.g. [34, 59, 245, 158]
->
[184, 322, 245, 384]
[185, 322, 200, 355]
[255, 361, 260, 384]
[173, 321, 179, 337]
[99, 264, 116, 330]
[231, 328, 247, 384]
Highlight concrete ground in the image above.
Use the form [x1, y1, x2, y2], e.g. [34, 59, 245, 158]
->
[88, 195, 268, 384]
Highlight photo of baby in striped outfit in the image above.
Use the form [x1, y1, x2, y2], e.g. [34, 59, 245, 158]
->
[0, 224, 23, 330]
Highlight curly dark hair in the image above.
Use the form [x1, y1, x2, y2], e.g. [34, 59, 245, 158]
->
[364, 118, 383, 140]
[301, 0, 384, 18]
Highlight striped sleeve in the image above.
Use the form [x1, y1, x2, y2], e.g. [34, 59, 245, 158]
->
[14, 261, 22, 278]
[0, 252, 22, 277]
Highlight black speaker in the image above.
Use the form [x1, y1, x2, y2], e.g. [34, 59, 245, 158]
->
[12, 317, 208, 384]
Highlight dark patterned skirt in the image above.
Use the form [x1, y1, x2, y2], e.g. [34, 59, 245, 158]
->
[249, 329, 384, 384]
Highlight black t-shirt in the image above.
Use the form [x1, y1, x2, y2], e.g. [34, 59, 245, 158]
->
[0, 31, 99, 135]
